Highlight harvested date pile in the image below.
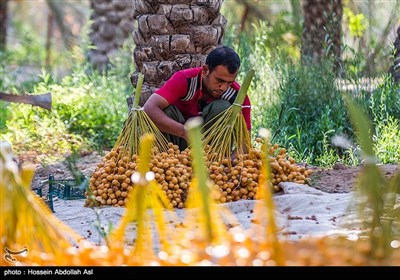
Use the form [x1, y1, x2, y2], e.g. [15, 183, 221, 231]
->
[85, 142, 313, 208]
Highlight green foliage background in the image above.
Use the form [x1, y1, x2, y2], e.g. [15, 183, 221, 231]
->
[0, 2, 399, 167]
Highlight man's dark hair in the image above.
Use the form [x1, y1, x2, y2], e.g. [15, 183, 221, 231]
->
[205, 46, 241, 74]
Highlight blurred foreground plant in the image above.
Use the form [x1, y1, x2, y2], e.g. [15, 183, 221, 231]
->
[343, 94, 400, 259]
[0, 141, 84, 265]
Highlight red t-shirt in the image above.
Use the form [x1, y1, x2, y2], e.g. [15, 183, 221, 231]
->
[155, 67, 251, 130]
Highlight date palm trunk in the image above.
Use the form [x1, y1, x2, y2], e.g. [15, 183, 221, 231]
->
[130, 0, 226, 106]
[301, 0, 343, 75]
[0, 0, 8, 51]
[88, 0, 135, 72]
[392, 26, 400, 84]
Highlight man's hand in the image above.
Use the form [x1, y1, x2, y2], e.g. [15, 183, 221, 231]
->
[144, 94, 186, 139]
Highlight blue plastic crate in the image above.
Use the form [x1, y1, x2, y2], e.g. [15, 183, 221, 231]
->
[48, 174, 88, 200]
[35, 187, 54, 212]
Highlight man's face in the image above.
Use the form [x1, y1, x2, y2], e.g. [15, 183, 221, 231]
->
[202, 65, 238, 98]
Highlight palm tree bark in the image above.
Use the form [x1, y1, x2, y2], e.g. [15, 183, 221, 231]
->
[236, 0, 266, 32]
[301, 0, 343, 74]
[46, 0, 75, 50]
[130, 0, 226, 106]
[290, 0, 302, 36]
[0, 0, 8, 51]
[45, 12, 54, 68]
[88, 0, 135, 72]
[392, 26, 400, 84]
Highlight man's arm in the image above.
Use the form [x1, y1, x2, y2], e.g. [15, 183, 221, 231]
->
[143, 94, 187, 140]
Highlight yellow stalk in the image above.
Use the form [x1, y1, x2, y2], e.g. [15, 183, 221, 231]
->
[185, 118, 234, 247]
[1, 142, 83, 265]
[110, 134, 154, 254]
[255, 128, 285, 265]
[184, 178, 227, 246]
[133, 73, 144, 109]
[147, 180, 172, 252]
[185, 117, 214, 242]
[112, 73, 169, 161]
[203, 112, 252, 165]
[110, 134, 174, 256]
[228, 69, 255, 126]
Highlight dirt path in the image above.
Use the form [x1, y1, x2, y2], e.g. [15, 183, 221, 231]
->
[309, 163, 399, 193]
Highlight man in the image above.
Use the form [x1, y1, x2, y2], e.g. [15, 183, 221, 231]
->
[143, 46, 251, 150]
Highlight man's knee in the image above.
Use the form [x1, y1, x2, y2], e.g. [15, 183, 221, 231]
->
[163, 105, 185, 123]
[202, 99, 231, 123]
[208, 99, 231, 114]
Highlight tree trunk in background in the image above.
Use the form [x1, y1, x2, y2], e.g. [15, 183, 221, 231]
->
[89, 0, 135, 72]
[45, 12, 54, 68]
[289, 0, 302, 36]
[392, 26, 400, 84]
[236, 0, 266, 33]
[131, 0, 226, 106]
[301, 0, 343, 74]
[0, 0, 8, 51]
[46, 0, 75, 51]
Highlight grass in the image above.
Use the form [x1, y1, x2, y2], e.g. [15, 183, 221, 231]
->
[231, 28, 400, 166]
[0, 39, 134, 162]
[0, 15, 399, 169]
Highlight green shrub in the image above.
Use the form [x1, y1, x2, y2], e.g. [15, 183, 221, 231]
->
[374, 116, 400, 163]
[257, 61, 351, 164]
[1, 39, 134, 161]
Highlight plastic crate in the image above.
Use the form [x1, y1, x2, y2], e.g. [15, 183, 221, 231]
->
[35, 187, 54, 213]
[48, 174, 88, 200]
